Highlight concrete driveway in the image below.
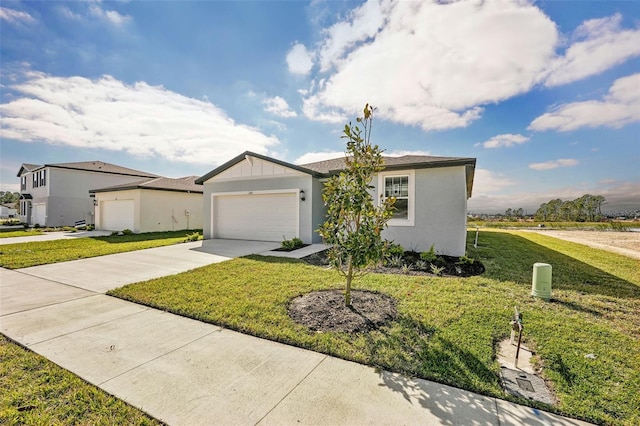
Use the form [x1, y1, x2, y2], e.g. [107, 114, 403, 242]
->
[13, 239, 280, 293]
[0, 230, 112, 245]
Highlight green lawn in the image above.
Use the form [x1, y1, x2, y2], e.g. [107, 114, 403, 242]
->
[0, 230, 201, 269]
[0, 229, 43, 239]
[0, 335, 160, 425]
[109, 229, 640, 425]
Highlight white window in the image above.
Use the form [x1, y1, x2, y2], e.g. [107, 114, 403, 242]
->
[21, 176, 26, 191]
[33, 173, 38, 188]
[378, 170, 415, 226]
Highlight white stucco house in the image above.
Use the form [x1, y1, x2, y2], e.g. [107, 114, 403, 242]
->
[90, 176, 203, 233]
[195, 151, 476, 256]
[17, 161, 158, 227]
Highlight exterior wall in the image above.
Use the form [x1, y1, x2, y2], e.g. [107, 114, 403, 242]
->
[311, 178, 327, 243]
[139, 190, 203, 233]
[202, 175, 315, 243]
[94, 189, 140, 231]
[372, 166, 469, 256]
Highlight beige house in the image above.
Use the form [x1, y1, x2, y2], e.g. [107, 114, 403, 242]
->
[91, 176, 203, 233]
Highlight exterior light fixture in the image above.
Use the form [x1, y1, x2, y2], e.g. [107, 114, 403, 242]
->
[300, 189, 306, 201]
[93, 199, 98, 206]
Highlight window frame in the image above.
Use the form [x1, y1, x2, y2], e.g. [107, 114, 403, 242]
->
[378, 170, 415, 227]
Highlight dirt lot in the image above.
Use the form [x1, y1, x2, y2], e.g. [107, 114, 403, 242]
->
[522, 230, 640, 260]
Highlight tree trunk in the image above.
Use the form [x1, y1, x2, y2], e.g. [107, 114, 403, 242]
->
[345, 256, 353, 307]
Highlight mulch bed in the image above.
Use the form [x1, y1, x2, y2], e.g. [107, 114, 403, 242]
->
[288, 289, 397, 333]
[302, 250, 485, 277]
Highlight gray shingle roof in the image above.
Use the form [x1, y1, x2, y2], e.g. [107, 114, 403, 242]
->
[299, 154, 475, 174]
[91, 176, 203, 194]
[38, 161, 159, 178]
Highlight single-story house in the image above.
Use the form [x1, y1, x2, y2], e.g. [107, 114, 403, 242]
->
[91, 176, 203, 233]
[1, 203, 18, 219]
[195, 151, 476, 256]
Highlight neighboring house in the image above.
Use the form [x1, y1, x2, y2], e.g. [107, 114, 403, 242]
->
[0, 203, 18, 219]
[90, 176, 203, 233]
[17, 161, 158, 227]
[195, 151, 476, 256]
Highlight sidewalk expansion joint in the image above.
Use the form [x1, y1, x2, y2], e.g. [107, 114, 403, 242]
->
[12, 269, 102, 294]
[1, 293, 98, 318]
[26, 304, 152, 346]
[254, 354, 328, 425]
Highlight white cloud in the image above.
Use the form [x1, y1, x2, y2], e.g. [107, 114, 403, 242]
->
[58, 2, 131, 26]
[0, 7, 35, 24]
[529, 158, 579, 170]
[0, 71, 279, 165]
[286, 43, 314, 75]
[544, 14, 640, 87]
[476, 134, 529, 149]
[263, 96, 297, 118]
[296, 1, 640, 132]
[529, 73, 640, 132]
[300, 0, 558, 130]
[472, 169, 517, 194]
[317, 0, 389, 72]
[295, 151, 344, 164]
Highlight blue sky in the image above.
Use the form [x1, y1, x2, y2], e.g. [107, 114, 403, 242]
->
[1, 0, 639, 214]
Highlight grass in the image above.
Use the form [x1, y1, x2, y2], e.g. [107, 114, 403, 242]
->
[0, 229, 43, 238]
[468, 220, 634, 231]
[0, 230, 202, 269]
[0, 335, 160, 425]
[109, 229, 640, 425]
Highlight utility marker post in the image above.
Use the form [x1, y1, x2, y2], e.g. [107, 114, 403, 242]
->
[510, 306, 524, 368]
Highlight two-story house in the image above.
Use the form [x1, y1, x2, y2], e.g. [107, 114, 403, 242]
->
[18, 161, 158, 227]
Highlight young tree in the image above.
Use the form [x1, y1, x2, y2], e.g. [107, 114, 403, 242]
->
[318, 104, 395, 307]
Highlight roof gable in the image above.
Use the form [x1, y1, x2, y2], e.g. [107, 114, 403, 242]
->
[17, 163, 42, 177]
[195, 151, 318, 184]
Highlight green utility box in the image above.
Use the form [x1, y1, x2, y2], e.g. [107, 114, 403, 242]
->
[531, 263, 552, 301]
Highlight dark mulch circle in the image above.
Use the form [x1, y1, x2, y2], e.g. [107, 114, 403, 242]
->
[288, 289, 398, 333]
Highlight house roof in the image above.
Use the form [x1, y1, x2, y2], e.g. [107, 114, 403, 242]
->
[196, 151, 476, 197]
[300, 154, 476, 174]
[17, 161, 158, 178]
[90, 176, 203, 194]
[194, 151, 324, 184]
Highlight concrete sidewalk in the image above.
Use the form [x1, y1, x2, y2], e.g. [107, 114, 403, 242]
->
[0, 230, 112, 245]
[0, 245, 591, 425]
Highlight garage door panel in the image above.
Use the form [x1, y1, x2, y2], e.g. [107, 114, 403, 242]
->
[215, 193, 298, 242]
[101, 200, 134, 231]
[33, 204, 46, 226]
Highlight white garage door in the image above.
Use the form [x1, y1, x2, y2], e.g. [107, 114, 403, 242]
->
[214, 192, 298, 241]
[33, 203, 46, 226]
[101, 200, 134, 231]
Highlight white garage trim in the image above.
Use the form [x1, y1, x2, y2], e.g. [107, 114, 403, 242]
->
[211, 189, 300, 242]
[100, 199, 135, 231]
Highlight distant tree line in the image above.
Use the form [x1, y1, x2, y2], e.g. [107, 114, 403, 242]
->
[0, 191, 20, 206]
[534, 194, 606, 222]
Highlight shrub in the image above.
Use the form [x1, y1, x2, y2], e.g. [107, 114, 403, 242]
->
[122, 229, 133, 235]
[281, 237, 305, 251]
[456, 255, 474, 266]
[184, 231, 200, 242]
[110, 231, 119, 236]
[430, 264, 445, 276]
[420, 244, 437, 263]
[384, 242, 404, 259]
[415, 259, 428, 271]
